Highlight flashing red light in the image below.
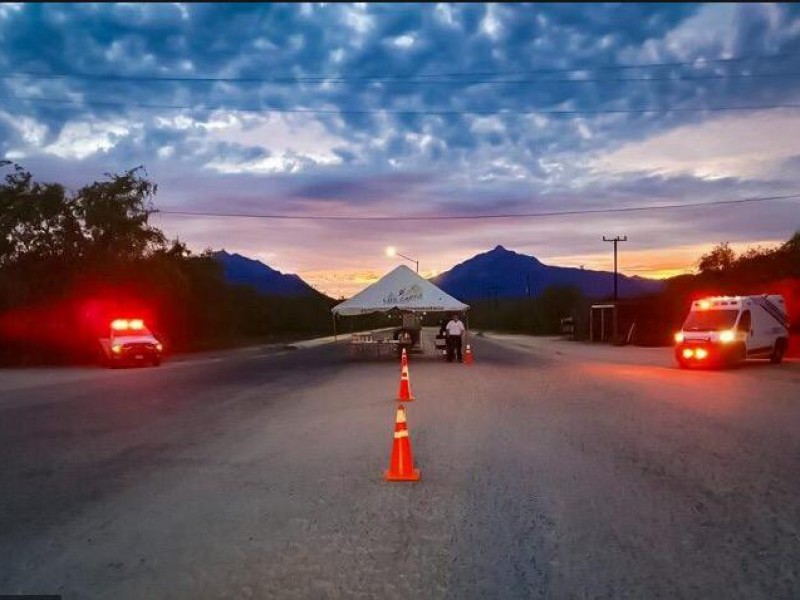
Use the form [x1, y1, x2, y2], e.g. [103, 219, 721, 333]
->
[695, 348, 709, 360]
[110, 318, 147, 332]
[682, 348, 694, 359]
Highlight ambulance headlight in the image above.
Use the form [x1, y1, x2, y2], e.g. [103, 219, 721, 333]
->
[112, 344, 123, 354]
[719, 330, 735, 343]
[674, 332, 684, 343]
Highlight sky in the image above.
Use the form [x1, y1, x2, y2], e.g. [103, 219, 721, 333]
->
[1, 3, 800, 298]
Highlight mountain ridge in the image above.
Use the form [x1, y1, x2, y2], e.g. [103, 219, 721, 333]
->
[431, 245, 663, 300]
[213, 250, 322, 297]
[213, 245, 663, 301]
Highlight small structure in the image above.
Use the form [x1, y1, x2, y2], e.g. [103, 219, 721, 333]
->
[589, 303, 616, 343]
[332, 265, 469, 356]
[560, 316, 576, 340]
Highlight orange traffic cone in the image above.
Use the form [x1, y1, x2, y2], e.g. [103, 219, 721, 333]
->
[385, 404, 420, 482]
[464, 344, 474, 365]
[400, 347, 408, 368]
[398, 363, 414, 401]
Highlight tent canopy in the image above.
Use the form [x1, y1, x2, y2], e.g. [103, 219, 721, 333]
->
[332, 265, 469, 317]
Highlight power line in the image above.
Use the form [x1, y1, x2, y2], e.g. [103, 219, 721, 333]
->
[153, 193, 800, 222]
[4, 52, 798, 83]
[387, 52, 800, 78]
[8, 94, 800, 115]
[4, 71, 800, 86]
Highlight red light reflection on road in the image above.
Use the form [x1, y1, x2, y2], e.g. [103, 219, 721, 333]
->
[581, 362, 754, 417]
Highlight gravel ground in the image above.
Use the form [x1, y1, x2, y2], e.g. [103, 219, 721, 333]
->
[1, 332, 799, 599]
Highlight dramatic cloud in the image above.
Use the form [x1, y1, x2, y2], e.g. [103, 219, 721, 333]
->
[1, 3, 800, 295]
[591, 110, 800, 180]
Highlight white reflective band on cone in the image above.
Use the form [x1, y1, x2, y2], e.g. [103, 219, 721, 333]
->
[395, 410, 407, 424]
[394, 430, 409, 439]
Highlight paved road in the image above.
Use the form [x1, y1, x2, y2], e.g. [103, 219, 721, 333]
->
[1, 333, 799, 599]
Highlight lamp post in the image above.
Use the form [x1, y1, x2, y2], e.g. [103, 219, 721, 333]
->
[386, 246, 419, 273]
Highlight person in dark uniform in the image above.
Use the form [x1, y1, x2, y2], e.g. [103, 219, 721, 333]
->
[434, 318, 447, 357]
[438, 318, 447, 336]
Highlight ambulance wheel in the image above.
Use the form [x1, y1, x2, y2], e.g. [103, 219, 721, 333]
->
[729, 344, 747, 369]
[770, 339, 786, 364]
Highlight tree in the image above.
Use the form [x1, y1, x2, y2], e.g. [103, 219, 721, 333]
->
[0, 164, 336, 363]
[0, 163, 165, 269]
[0, 161, 76, 266]
[698, 242, 736, 273]
[74, 167, 165, 265]
[781, 230, 800, 256]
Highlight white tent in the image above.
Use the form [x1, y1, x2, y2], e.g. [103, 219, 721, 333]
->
[332, 265, 469, 316]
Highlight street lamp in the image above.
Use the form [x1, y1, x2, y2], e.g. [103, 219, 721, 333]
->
[386, 246, 419, 273]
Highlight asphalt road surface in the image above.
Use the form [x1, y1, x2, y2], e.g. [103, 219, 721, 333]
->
[1, 332, 799, 599]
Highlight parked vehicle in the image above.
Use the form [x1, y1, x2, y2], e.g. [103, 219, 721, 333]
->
[99, 318, 164, 367]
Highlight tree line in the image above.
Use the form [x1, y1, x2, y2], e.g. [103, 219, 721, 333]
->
[0, 164, 335, 364]
[2, 163, 796, 362]
[465, 233, 799, 342]
[638, 233, 800, 344]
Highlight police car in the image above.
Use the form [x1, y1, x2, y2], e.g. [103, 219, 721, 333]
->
[99, 318, 163, 367]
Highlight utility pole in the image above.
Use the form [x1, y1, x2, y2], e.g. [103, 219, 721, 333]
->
[603, 235, 627, 341]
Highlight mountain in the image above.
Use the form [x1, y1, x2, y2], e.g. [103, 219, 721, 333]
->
[431, 245, 663, 300]
[213, 250, 321, 297]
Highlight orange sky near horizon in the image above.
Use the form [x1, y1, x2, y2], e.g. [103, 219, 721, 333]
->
[298, 238, 786, 299]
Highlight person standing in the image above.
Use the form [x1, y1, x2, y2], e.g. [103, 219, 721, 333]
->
[438, 318, 447, 337]
[445, 313, 466, 363]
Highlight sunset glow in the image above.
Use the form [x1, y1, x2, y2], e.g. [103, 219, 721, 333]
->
[1, 4, 798, 299]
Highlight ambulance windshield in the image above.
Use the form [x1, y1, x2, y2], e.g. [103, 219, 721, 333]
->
[683, 309, 739, 332]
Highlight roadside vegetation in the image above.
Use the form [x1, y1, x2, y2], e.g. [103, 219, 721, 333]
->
[467, 285, 588, 335]
[2, 163, 796, 362]
[625, 235, 800, 346]
[0, 163, 334, 364]
[467, 234, 799, 343]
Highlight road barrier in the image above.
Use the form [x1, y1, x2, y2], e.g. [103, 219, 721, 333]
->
[385, 404, 420, 482]
[397, 362, 414, 401]
[464, 344, 474, 365]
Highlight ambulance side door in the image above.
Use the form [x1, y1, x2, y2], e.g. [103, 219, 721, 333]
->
[737, 310, 753, 353]
[747, 306, 772, 355]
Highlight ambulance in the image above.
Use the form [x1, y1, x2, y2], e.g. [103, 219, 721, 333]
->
[99, 318, 163, 367]
[674, 295, 789, 368]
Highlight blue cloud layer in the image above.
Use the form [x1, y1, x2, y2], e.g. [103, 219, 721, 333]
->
[1, 3, 799, 287]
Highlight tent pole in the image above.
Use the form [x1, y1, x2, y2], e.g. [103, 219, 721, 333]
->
[332, 314, 337, 341]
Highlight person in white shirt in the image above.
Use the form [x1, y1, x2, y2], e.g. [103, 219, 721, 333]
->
[445, 313, 466, 363]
